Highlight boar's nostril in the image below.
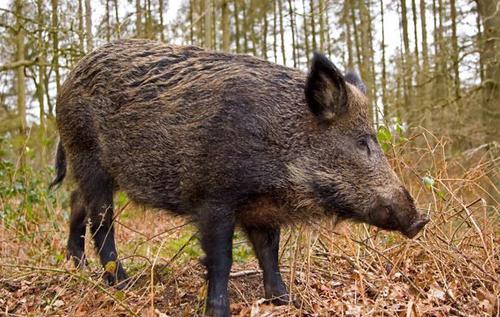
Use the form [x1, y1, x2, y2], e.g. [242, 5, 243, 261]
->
[403, 215, 430, 239]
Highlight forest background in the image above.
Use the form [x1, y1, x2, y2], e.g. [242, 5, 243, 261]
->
[0, 0, 498, 316]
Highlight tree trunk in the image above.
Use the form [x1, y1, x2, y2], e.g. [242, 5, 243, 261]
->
[358, 0, 375, 121]
[204, 0, 212, 48]
[105, 0, 111, 41]
[37, 0, 46, 166]
[324, 3, 332, 57]
[380, 0, 387, 117]
[233, 1, 241, 53]
[344, 2, 354, 69]
[145, 0, 153, 39]
[420, 0, 430, 126]
[85, 0, 93, 50]
[302, 0, 310, 64]
[309, 0, 317, 51]
[411, 0, 420, 76]
[51, 0, 61, 95]
[114, 0, 120, 39]
[221, 0, 230, 51]
[15, 0, 26, 167]
[273, 0, 278, 63]
[349, 1, 362, 67]
[135, 0, 143, 37]
[400, 0, 414, 117]
[476, 0, 500, 143]
[420, 0, 429, 74]
[242, 2, 248, 52]
[78, 0, 85, 52]
[450, 0, 460, 99]
[159, 0, 165, 41]
[318, 0, 326, 51]
[262, 8, 268, 59]
[278, 0, 286, 65]
[189, 0, 194, 44]
[287, 0, 297, 67]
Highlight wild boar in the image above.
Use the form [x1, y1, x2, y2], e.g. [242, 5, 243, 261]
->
[50, 39, 429, 317]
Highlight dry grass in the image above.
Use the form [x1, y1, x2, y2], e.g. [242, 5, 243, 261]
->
[0, 128, 498, 316]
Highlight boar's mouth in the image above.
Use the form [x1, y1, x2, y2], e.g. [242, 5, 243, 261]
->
[401, 214, 430, 238]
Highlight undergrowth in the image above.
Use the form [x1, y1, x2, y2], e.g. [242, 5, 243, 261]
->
[0, 127, 498, 316]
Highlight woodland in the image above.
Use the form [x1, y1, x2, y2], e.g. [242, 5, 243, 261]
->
[0, 0, 498, 316]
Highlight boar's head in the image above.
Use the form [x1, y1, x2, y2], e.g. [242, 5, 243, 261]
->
[289, 53, 428, 238]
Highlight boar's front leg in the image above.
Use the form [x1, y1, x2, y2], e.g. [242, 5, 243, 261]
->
[244, 226, 290, 305]
[198, 205, 235, 317]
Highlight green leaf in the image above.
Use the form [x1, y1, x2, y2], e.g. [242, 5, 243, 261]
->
[422, 176, 435, 190]
[377, 125, 392, 153]
[115, 290, 125, 301]
[436, 189, 446, 200]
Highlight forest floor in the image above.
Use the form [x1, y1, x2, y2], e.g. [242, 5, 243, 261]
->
[0, 207, 498, 317]
[0, 130, 498, 316]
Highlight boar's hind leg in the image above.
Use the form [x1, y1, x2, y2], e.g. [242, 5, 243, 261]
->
[198, 205, 235, 317]
[84, 171, 128, 288]
[244, 226, 291, 305]
[67, 189, 87, 267]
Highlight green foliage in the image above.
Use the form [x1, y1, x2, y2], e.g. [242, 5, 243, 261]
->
[422, 175, 446, 200]
[232, 232, 254, 263]
[0, 158, 55, 232]
[376, 125, 392, 153]
[164, 229, 202, 259]
[377, 119, 410, 154]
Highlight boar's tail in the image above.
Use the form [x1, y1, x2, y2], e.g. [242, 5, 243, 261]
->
[49, 141, 67, 190]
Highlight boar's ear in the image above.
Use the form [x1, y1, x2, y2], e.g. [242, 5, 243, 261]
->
[344, 71, 367, 95]
[305, 52, 348, 122]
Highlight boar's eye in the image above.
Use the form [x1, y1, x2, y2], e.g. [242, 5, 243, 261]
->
[357, 137, 371, 155]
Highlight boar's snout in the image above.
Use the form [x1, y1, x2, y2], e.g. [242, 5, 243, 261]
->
[370, 187, 429, 239]
[402, 214, 430, 238]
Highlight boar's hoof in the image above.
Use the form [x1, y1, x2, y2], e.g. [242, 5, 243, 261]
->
[265, 288, 298, 307]
[205, 304, 231, 317]
[268, 293, 298, 307]
[103, 262, 129, 289]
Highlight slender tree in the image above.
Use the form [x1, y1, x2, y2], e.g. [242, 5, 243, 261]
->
[105, 0, 111, 41]
[476, 0, 500, 143]
[51, 0, 61, 95]
[400, 0, 414, 113]
[278, 0, 286, 65]
[14, 0, 26, 166]
[262, 6, 268, 59]
[221, 0, 230, 51]
[380, 0, 387, 116]
[78, 0, 85, 51]
[310, 0, 317, 51]
[288, 0, 297, 67]
[114, 0, 120, 39]
[420, 0, 429, 75]
[85, 0, 93, 50]
[159, 0, 165, 41]
[450, 0, 460, 99]
[37, 0, 47, 165]
[318, 0, 326, 51]
[302, 0, 311, 64]
[233, 0, 241, 52]
[411, 0, 420, 75]
[273, 0, 278, 63]
[136, 0, 143, 37]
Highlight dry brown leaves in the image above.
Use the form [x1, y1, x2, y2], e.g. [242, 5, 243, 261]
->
[0, 129, 498, 316]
